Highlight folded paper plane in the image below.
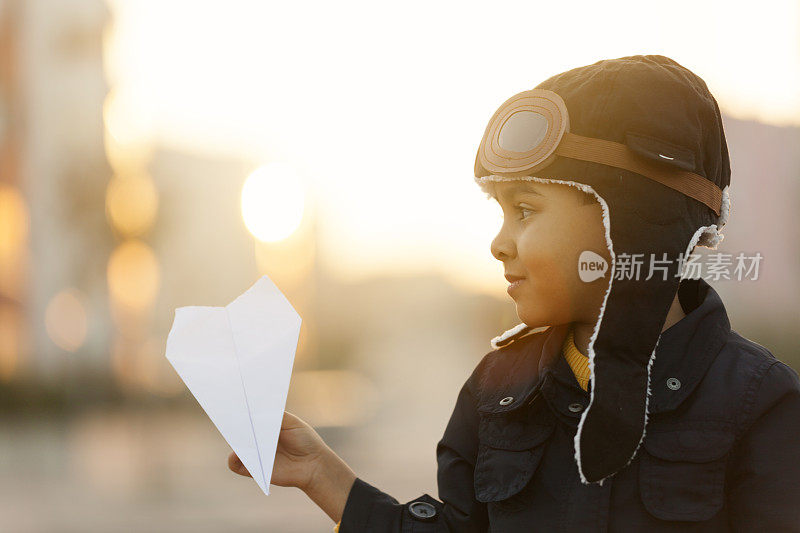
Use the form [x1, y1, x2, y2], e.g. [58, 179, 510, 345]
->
[165, 275, 302, 495]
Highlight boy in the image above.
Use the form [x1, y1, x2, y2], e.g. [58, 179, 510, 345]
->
[228, 55, 800, 531]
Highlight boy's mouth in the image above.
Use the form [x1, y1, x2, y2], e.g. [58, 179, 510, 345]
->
[505, 273, 526, 295]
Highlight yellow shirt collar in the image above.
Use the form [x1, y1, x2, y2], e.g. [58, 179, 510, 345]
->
[562, 325, 591, 391]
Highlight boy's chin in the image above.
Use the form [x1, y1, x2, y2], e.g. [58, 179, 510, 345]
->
[514, 301, 551, 330]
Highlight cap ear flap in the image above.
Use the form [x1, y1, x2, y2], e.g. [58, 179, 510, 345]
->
[625, 131, 696, 173]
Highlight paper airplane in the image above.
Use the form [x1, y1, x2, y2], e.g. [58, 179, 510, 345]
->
[165, 275, 302, 495]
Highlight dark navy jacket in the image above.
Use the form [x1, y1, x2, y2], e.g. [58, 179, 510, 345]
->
[339, 277, 800, 532]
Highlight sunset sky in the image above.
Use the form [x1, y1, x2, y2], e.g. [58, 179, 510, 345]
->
[102, 0, 800, 294]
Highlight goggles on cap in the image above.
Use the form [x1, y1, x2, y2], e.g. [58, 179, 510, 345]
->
[474, 89, 723, 216]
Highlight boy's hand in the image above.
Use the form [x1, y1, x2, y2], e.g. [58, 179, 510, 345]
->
[227, 410, 327, 492]
[227, 410, 357, 523]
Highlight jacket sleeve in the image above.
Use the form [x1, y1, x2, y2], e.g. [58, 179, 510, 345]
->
[339, 378, 489, 532]
[727, 360, 800, 532]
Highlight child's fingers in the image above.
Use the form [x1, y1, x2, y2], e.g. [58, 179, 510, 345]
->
[227, 451, 252, 477]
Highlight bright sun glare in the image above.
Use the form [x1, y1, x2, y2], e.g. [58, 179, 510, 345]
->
[241, 163, 306, 243]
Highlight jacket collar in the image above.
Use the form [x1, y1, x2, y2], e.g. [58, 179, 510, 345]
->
[476, 323, 566, 414]
[545, 277, 732, 415]
[476, 277, 731, 417]
[646, 277, 731, 413]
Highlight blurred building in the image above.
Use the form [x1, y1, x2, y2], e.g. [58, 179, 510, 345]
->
[0, 0, 25, 383]
[1, 0, 112, 385]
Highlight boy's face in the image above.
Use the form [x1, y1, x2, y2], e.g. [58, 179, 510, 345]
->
[490, 180, 612, 328]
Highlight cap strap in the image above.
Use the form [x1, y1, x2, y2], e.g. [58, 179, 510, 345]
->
[556, 132, 723, 216]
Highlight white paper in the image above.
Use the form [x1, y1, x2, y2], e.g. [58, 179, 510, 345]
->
[165, 275, 302, 495]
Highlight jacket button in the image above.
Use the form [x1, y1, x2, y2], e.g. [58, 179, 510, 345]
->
[666, 377, 681, 390]
[408, 501, 437, 521]
[568, 402, 584, 412]
[499, 396, 514, 405]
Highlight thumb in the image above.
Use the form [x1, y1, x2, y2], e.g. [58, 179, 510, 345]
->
[227, 451, 252, 478]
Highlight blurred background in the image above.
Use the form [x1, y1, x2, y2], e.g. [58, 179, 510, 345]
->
[0, 0, 798, 531]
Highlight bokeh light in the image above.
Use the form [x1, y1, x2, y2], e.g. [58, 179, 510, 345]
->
[105, 173, 158, 237]
[44, 288, 88, 353]
[0, 183, 27, 258]
[0, 184, 28, 298]
[107, 240, 160, 312]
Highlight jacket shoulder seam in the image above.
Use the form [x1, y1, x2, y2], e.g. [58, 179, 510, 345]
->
[735, 359, 785, 440]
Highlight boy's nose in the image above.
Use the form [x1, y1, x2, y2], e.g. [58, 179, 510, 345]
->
[491, 231, 516, 261]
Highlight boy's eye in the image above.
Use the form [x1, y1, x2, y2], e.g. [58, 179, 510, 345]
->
[517, 205, 538, 220]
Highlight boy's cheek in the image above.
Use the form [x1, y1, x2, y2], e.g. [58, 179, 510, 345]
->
[514, 275, 576, 326]
[518, 252, 571, 289]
